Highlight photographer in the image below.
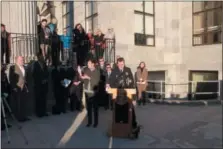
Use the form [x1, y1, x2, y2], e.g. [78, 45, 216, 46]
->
[1, 65, 12, 130]
[80, 59, 100, 128]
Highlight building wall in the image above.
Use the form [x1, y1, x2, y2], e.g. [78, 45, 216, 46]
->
[73, 1, 222, 97]
[1, 1, 37, 63]
[1, 1, 221, 98]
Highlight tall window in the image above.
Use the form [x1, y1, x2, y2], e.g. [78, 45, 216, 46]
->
[85, 1, 98, 32]
[62, 1, 70, 30]
[193, 2, 222, 46]
[134, 1, 155, 46]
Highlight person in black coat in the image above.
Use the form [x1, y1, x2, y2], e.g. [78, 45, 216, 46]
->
[72, 23, 88, 66]
[52, 65, 69, 114]
[1, 64, 12, 130]
[1, 24, 11, 64]
[97, 57, 109, 109]
[32, 53, 49, 117]
[109, 57, 140, 138]
[105, 63, 113, 109]
[51, 29, 63, 67]
[38, 19, 51, 62]
[51, 66, 62, 115]
[109, 58, 134, 89]
[67, 65, 83, 112]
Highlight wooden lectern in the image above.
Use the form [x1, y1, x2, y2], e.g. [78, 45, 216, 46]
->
[107, 88, 136, 138]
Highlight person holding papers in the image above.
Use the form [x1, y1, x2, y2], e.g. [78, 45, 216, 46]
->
[136, 62, 148, 106]
[80, 59, 100, 128]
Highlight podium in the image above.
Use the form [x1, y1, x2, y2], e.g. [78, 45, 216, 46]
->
[107, 88, 136, 138]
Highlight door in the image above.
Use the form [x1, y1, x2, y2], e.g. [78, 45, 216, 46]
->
[147, 71, 166, 99]
[189, 71, 218, 100]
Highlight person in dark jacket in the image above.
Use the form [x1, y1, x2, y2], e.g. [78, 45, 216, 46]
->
[38, 19, 51, 63]
[1, 64, 12, 130]
[51, 28, 63, 67]
[105, 63, 113, 109]
[51, 66, 62, 115]
[97, 57, 108, 109]
[80, 59, 100, 128]
[67, 64, 83, 112]
[32, 53, 49, 117]
[72, 23, 88, 66]
[109, 57, 140, 138]
[52, 65, 69, 114]
[1, 24, 11, 64]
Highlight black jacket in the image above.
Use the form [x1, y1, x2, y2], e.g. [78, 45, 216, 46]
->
[38, 26, 51, 45]
[51, 32, 63, 50]
[110, 66, 134, 88]
[1, 69, 10, 94]
[32, 61, 49, 87]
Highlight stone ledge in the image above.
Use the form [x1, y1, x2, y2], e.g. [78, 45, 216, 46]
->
[147, 99, 222, 106]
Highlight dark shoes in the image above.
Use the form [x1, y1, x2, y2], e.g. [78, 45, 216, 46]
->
[86, 123, 98, 128]
[86, 123, 91, 127]
[93, 124, 98, 128]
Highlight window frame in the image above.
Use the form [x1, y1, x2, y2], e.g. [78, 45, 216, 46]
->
[192, 1, 223, 46]
[62, 1, 70, 30]
[85, 1, 98, 32]
[134, 1, 155, 47]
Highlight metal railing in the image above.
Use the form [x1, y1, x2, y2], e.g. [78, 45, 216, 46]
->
[8, 33, 38, 64]
[145, 80, 221, 100]
[60, 38, 116, 64]
[5, 34, 116, 65]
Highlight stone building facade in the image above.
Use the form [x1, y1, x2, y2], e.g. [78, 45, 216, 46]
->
[72, 1, 222, 98]
[1, 1, 222, 98]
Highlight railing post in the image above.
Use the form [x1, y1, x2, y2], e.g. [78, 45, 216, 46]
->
[218, 80, 221, 100]
[161, 80, 163, 101]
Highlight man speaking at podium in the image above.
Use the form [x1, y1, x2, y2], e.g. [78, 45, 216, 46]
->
[109, 57, 140, 138]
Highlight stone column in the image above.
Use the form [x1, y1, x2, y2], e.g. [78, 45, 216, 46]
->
[1, 1, 38, 115]
[1, 1, 37, 63]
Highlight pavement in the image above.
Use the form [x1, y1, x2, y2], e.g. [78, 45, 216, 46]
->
[1, 104, 222, 148]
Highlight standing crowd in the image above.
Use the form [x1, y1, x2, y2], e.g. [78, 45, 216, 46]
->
[37, 19, 115, 67]
[1, 20, 148, 138]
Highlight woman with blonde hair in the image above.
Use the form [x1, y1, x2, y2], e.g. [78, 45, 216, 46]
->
[94, 28, 105, 60]
[136, 61, 148, 105]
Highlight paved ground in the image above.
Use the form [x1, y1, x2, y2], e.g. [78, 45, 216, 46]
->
[1, 104, 222, 148]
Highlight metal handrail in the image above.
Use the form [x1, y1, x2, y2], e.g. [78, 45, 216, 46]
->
[145, 80, 221, 100]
